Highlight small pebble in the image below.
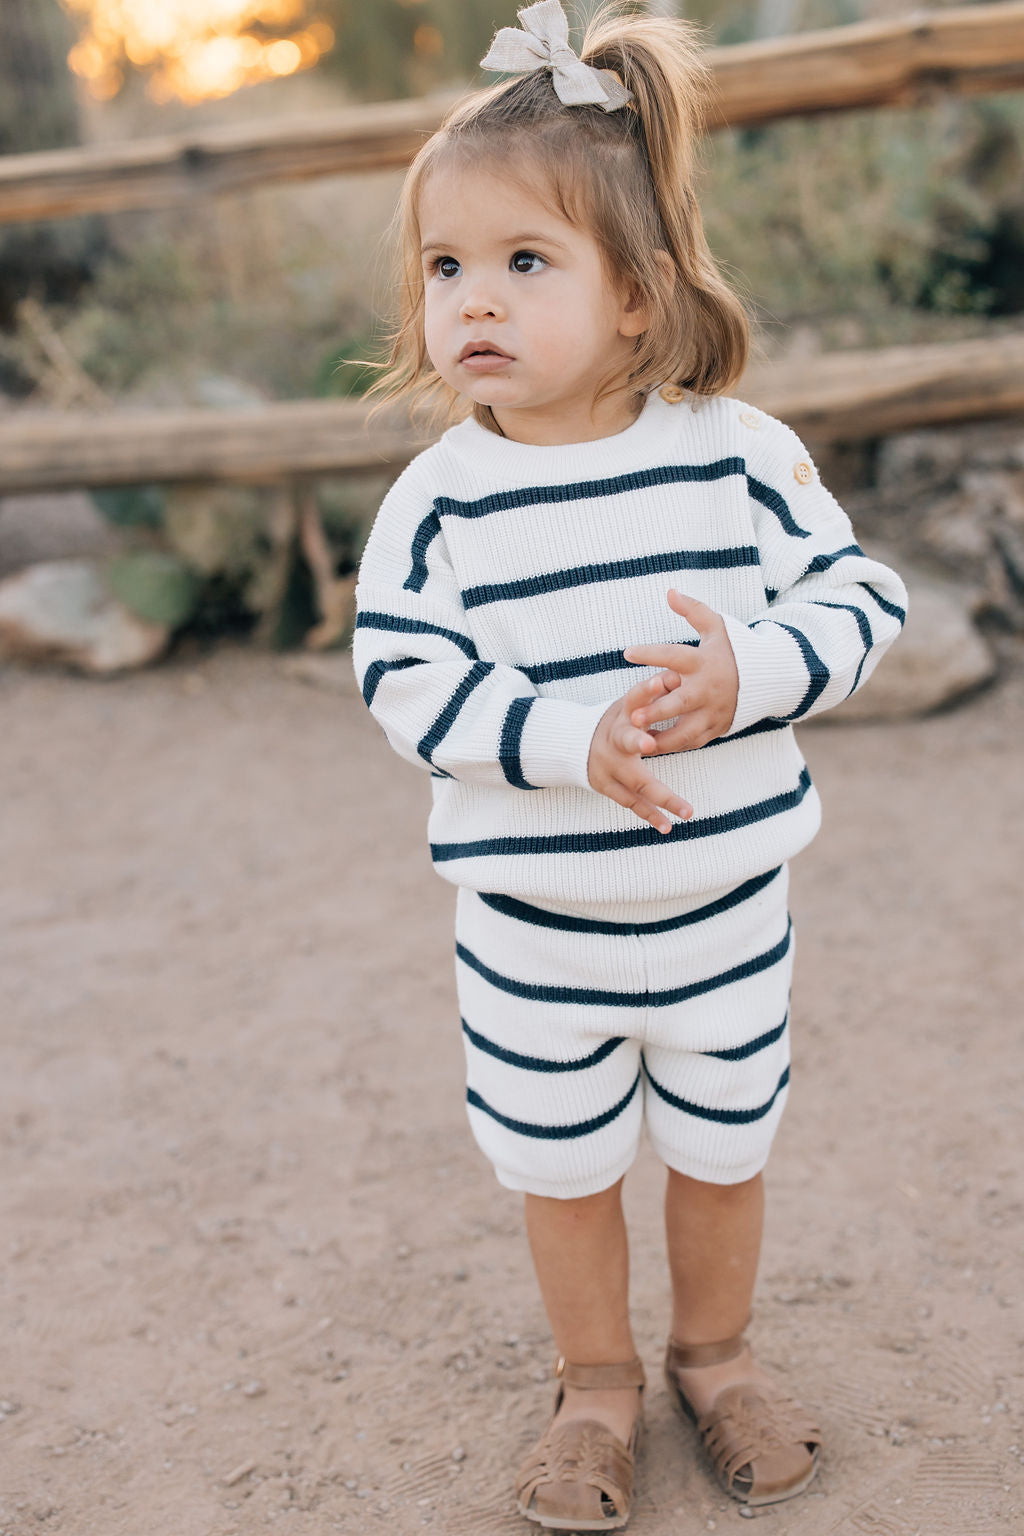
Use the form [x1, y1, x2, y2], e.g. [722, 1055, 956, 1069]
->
[223, 1458, 257, 1487]
[344, 1479, 358, 1491]
[451, 1446, 466, 1463]
[396, 1244, 411, 1260]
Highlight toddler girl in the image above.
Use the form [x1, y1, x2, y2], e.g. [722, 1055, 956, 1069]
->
[353, 3, 907, 1527]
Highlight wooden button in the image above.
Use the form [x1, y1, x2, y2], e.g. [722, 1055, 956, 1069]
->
[659, 384, 685, 404]
[793, 460, 813, 484]
[738, 410, 761, 430]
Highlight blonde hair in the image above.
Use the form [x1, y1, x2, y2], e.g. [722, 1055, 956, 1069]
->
[373, 4, 749, 427]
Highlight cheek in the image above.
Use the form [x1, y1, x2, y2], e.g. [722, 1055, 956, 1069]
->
[422, 291, 446, 365]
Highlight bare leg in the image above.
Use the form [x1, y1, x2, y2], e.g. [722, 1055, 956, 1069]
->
[524, 1178, 642, 1443]
[664, 1167, 776, 1412]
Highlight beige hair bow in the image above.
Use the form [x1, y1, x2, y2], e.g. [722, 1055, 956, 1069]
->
[481, 0, 633, 113]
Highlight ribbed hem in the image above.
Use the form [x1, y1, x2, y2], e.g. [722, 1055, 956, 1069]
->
[651, 1139, 781, 1187]
[519, 697, 609, 791]
[721, 613, 807, 736]
[491, 1144, 639, 1200]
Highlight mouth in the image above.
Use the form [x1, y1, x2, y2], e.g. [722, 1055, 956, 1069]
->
[458, 341, 514, 366]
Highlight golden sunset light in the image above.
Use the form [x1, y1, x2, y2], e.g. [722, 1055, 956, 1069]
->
[61, 0, 335, 104]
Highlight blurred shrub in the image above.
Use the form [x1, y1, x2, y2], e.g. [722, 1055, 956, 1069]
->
[702, 96, 1024, 343]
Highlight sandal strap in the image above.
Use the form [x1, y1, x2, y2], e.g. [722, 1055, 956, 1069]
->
[516, 1417, 638, 1524]
[557, 1355, 647, 1391]
[666, 1332, 747, 1369]
[697, 1383, 821, 1500]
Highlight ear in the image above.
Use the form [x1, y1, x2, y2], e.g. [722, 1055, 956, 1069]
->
[616, 251, 675, 340]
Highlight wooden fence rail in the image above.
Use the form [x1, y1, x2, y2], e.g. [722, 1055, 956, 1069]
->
[1, 4, 1023, 224]
[3, 334, 1023, 496]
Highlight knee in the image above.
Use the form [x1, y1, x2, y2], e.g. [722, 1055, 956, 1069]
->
[666, 1167, 762, 1204]
[527, 1175, 625, 1225]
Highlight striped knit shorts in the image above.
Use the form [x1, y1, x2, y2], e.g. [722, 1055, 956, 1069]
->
[454, 864, 793, 1199]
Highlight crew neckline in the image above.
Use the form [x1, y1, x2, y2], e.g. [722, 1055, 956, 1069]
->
[442, 389, 698, 481]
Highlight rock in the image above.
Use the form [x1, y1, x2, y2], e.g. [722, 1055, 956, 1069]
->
[0, 491, 117, 578]
[0, 559, 169, 674]
[821, 551, 995, 722]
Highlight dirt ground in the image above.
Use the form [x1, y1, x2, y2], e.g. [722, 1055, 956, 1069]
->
[2, 645, 1022, 1536]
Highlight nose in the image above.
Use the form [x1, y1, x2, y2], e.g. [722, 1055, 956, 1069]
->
[459, 278, 506, 323]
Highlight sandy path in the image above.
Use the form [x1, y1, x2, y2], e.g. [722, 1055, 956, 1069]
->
[1, 649, 1022, 1536]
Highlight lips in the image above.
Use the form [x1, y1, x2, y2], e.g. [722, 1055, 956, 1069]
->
[458, 340, 513, 363]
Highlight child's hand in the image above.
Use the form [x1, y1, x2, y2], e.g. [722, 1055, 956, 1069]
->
[623, 590, 739, 753]
[588, 672, 694, 834]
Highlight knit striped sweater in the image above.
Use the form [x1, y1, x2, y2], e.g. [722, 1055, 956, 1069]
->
[352, 389, 907, 911]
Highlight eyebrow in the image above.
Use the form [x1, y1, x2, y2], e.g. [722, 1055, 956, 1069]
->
[420, 231, 572, 255]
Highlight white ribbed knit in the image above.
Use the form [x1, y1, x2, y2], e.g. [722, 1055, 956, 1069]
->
[353, 389, 906, 910]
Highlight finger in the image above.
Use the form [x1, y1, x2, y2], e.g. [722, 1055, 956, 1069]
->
[666, 588, 723, 636]
[631, 686, 701, 727]
[622, 669, 680, 706]
[623, 643, 701, 672]
[612, 721, 658, 756]
[643, 713, 717, 754]
[607, 776, 692, 833]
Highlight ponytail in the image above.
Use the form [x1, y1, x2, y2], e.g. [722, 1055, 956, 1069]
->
[581, 8, 749, 398]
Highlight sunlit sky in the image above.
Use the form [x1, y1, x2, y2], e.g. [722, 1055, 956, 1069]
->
[61, 0, 335, 104]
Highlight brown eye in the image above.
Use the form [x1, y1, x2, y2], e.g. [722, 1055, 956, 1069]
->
[510, 251, 545, 275]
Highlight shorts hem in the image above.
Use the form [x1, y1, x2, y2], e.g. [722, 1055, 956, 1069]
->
[490, 1146, 638, 1200]
[652, 1140, 774, 1187]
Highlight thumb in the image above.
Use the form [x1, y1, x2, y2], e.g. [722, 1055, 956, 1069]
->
[667, 587, 721, 636]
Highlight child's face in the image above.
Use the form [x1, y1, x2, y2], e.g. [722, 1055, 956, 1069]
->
[418, 162, 646, 445]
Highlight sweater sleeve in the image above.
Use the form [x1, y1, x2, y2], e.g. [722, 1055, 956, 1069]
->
[352, 461, 609, 790]
[720, 416, 908, 735]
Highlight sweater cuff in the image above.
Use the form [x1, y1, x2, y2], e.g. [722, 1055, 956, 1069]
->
[721, 613, 809, 734]
[517, 697, 609, 791]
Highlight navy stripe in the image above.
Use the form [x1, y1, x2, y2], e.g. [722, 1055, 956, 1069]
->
[765, 587, 779, 603]
[498, 696, 539, 790]
[760, 621, 830, 720]
[432, 765, 812, 862]
[704, 1010, 789, 1061]
[462, 546, 760, 610]
[859, 581, 907, 626]
[746, 475, 811, 539]
[361, 656, 422, 708]
[436, 459, 746, 521]
[707, 717, 790, 746]
[661, 715, 792, 760]
[467, 1070, 641, 1141]
[403, 509, 442, 592]
[355, 609, 477, 660]
[799, 543, 864, 581]
[461, 1017, 625, 1072]
[644, 1061, 790, 1124]
[402, 460, 746, 590]
[810, 600, 874, 698]
[456, 919, 791, 1008]
[522, 638, 699, 686]
[416, 660, 493, 765]
[476, 867, 783, 937]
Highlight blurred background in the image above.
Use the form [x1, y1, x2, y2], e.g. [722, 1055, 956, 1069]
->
[1, 0, 1023, 658]
[6, 0, 1022, 402]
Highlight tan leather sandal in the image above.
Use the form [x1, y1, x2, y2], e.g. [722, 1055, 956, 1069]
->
[664, 1333, 821, 1506]
[515, 1356, 646, 1531]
